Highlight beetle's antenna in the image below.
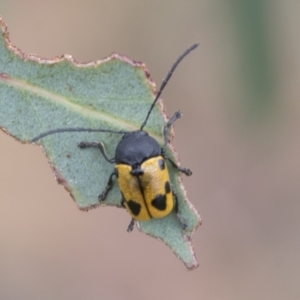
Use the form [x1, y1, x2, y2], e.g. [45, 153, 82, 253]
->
[140, 43, 199, 130]
[31, 127, 127, 143]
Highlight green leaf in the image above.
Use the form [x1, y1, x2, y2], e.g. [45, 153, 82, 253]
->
[0, 17, 201, 269]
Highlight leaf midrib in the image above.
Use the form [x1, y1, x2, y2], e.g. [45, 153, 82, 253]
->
[0, 72, 163, 142]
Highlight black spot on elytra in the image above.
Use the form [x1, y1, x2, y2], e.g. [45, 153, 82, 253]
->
[152, 194, 167, 210]
[158, 159, 165, 170]
[127, 200, 141, 216]
[165, 181, 171, 194]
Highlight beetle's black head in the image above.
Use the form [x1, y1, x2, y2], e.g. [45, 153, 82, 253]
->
[115, 130, 161, 165]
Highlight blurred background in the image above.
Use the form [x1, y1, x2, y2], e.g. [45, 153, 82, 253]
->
[0, 1, 299, 299]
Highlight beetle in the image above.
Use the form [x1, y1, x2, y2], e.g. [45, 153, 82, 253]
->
[31, 43, 198, 232]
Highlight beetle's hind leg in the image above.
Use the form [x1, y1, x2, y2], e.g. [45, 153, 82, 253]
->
[121, 198, 136, 232]
[172, 186, 188, 230]
[127, 218, 135, 232]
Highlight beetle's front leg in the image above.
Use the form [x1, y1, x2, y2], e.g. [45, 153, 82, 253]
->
[163, 110, 182, 149]
[78, 141, 115, 163]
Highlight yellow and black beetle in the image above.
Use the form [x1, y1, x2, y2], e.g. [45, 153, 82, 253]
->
[31, 44, 198, 232]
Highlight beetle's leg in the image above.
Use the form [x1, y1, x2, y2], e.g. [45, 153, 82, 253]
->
[98, 170, 116, 201]
[172, 186, 188, 230]
[121, 199, 135, 232]
[127, 218, 135, 232]
[78, 141, 115, 163]
[163, 110, 182, 150]
[162, 111, 192, 176]
[165, 157, 192, 176]
[78, 142, 116, 201]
